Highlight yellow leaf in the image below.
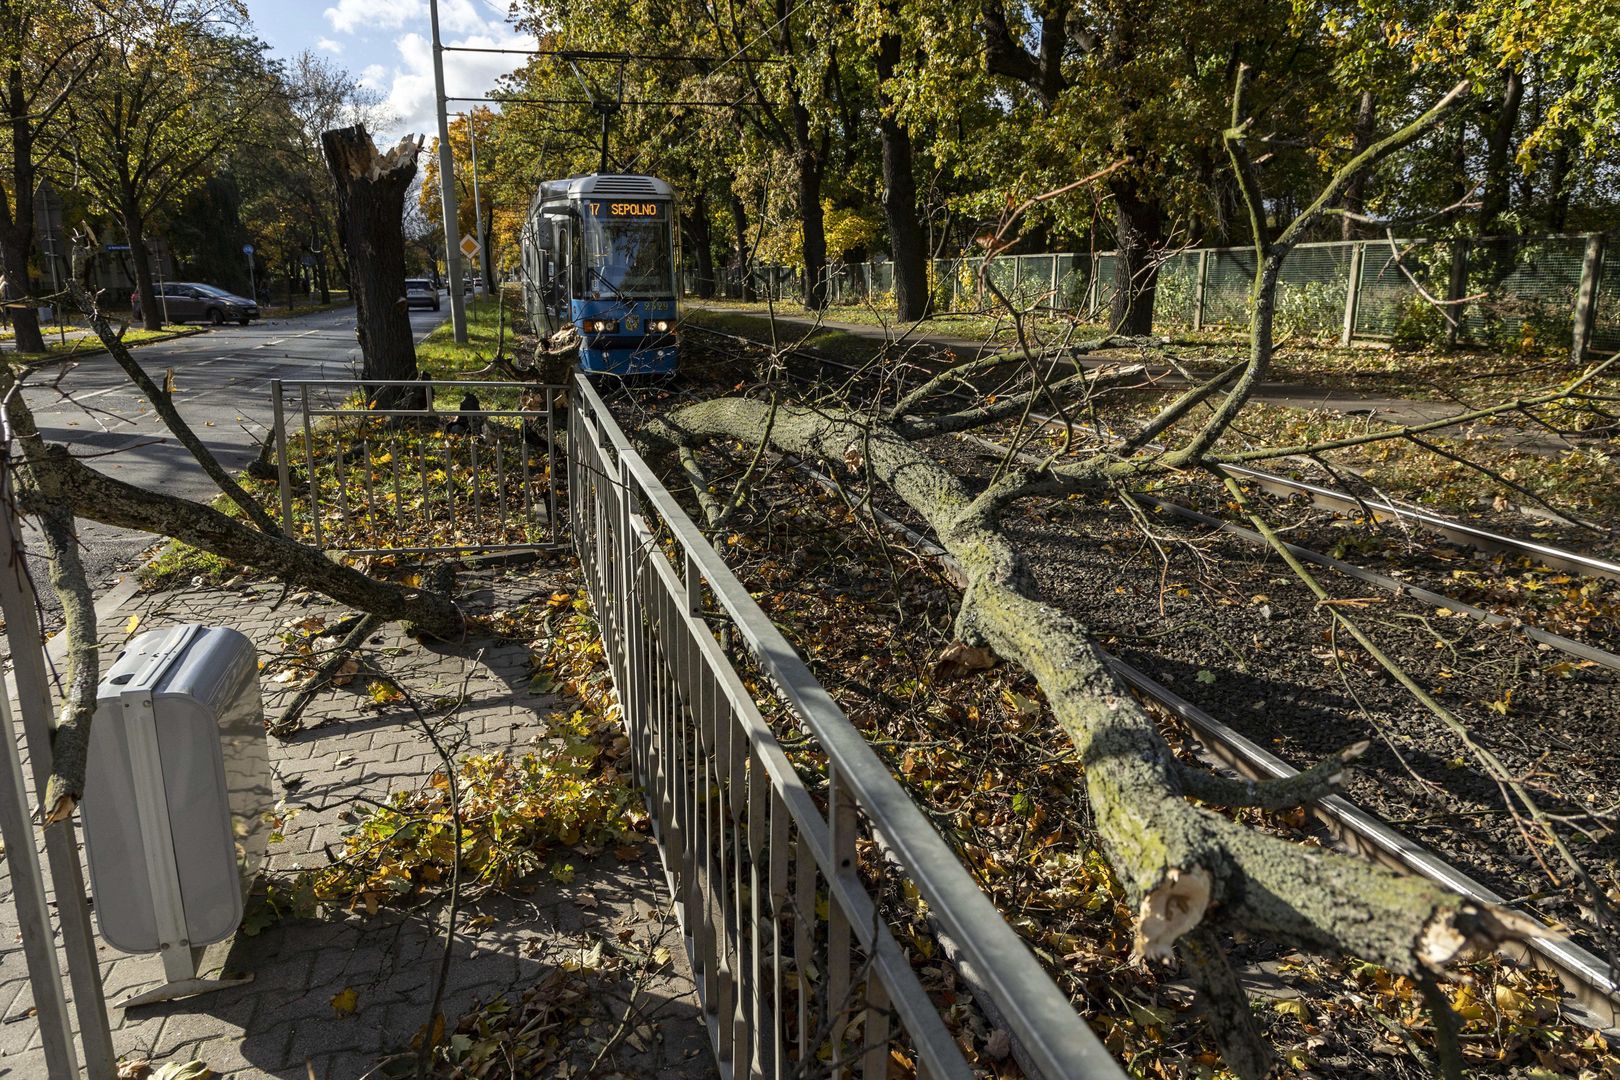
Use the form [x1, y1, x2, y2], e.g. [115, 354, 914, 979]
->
[124, 614, 141, 636]
[331, 987, 359, 1016]
[1273, 999, 1310, 1022]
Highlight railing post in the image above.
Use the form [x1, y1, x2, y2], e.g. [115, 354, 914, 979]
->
[1572, 232, 1605, 362]
[270, 379, 293, 532]
[1340, 241, 1365, 347]
[1445, 237, 1470, 348]
[0, 473, 116, 1078]
[1192, 248, 1209, 331]
[1049, 254, 1060, 309]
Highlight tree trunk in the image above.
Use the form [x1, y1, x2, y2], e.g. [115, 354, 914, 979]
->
[0, 38, 43, 352]
[122, 195, 162, 331]
[1545, 135, 1572, 233]
[1479, 66, 1523, 237]
[654, 395, 1540, 1001]
[1108, 183, 1164, 336]
[683, 189, 716, 299]
[729, 193, 756, 301]
[877, 22, 929, 322]
[796, 141, 829, 310]
[1340, 91, 1377, 241]
[323, 124, 422, 404]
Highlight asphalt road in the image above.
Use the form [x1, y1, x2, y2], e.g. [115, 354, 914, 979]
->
[14, 302, 450, 635]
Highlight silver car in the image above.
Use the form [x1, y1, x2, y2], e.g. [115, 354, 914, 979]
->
[405, 279, 441, 310]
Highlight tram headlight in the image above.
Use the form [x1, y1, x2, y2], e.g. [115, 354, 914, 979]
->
[583, 318, 618, 334]
[649, 319, 673, 333]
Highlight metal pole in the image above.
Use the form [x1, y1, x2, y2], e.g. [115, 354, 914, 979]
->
[1572, 233, 1604, 362]
[0, 472, 117, 1077]
[468, 115, 492, 296]
[246, 250, 257, 309]
[1192, 248, 1208, 332]
[429, 0, 468, 342]
[0, 510, 77, 1079]
[1341, 241, 1364, 347]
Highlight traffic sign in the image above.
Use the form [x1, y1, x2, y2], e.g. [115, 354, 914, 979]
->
[242, 243, 254, 255]
[459, 234, 480, 260]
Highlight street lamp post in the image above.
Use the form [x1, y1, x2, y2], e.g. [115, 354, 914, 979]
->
[429, 0, 468, 342]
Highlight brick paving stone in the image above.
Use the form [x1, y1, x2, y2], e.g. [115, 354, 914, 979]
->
[0, 566, 718, 1079]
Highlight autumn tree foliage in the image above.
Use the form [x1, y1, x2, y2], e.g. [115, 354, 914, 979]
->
[486, 0, 1620, 327]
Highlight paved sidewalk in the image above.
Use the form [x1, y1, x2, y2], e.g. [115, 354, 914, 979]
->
[1, 563, 715, 1079]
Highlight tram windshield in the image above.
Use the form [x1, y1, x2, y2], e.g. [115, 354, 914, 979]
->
[580, 199, 674, 299]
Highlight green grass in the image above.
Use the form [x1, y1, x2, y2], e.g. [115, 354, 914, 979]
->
[414, 293, 527, 407]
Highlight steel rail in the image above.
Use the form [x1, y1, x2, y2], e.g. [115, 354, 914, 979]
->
[787, 460, 1620, 1032]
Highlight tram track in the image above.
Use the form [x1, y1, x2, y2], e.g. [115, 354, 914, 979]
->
[673, 319, 1620, 1029]
[788, 458, 1620, 1034]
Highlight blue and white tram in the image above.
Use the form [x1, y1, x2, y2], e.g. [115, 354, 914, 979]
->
[520, 172, 680, 376]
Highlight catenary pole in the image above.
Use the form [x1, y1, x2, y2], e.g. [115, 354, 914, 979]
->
[429, 0, 467, 341]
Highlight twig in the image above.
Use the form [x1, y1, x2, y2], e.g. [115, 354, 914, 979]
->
[268, 613, 384, 737]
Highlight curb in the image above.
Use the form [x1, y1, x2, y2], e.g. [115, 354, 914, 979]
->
[17, 327, 210, 367]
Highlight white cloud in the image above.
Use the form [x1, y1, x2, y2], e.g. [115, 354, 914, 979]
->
[323, 0, 424, 34]
[369, 25, 537, 146]
[316, 37, 345, 53]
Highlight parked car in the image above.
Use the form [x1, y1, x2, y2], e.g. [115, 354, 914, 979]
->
[130, 282, 259, 326]
[405, 278, 441, 311]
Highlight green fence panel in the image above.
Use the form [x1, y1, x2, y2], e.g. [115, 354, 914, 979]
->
[1459, 235, 1585, 351]
[1274, 242, 1356, 338]
[1353, 239, 1441, 338]
[1203, 248, 1256, 327]
[1153, 251, 1201, 327]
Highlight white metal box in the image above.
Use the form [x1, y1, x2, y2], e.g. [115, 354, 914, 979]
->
[82, 625, 271, 956]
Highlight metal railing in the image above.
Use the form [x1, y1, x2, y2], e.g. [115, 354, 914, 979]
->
[271, 379, 567, 555]
[568, 375, 1122, 1079]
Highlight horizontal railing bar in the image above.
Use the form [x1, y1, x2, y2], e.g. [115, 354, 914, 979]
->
[302, 409, 550, 419]
[573, 374, 1122, 1079]
[274, 379, 563, 389]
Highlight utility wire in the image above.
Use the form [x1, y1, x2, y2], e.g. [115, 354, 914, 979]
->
[441, 45, 786, 63]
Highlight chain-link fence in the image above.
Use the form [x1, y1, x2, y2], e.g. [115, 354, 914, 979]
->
[695, 233, 1614, 355]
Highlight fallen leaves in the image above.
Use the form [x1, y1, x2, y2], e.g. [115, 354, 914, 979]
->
[934, 641, 997, 679]
[331, 987, 360, 1017]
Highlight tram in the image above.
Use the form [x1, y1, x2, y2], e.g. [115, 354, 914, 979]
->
[519, 173, 680, 376]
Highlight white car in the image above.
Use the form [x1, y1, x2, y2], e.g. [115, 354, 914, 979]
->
[405, 279, 440, 311]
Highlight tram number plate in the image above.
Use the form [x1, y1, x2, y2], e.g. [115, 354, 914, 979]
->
[590, 201, 663, 218]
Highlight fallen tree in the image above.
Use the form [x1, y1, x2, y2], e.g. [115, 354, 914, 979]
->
[639, 75, 1620, 1077]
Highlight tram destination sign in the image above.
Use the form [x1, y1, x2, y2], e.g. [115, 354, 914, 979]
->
[588, 200, 666, 219]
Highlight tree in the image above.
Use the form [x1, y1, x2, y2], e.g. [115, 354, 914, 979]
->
[64, 0, 273, 329]
[323, 124, 422, 396]
[0, 0, 100, 352]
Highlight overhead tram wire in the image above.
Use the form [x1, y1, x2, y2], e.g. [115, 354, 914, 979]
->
[446, 94, 750, 108]
[617, 0, 818, 173]
[439, 45, 787, 63]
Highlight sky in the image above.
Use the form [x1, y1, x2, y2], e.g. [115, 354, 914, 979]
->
[244, 0, 537, 144]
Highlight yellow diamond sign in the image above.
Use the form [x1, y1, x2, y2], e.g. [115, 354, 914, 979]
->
[459, 234, 480, 260]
